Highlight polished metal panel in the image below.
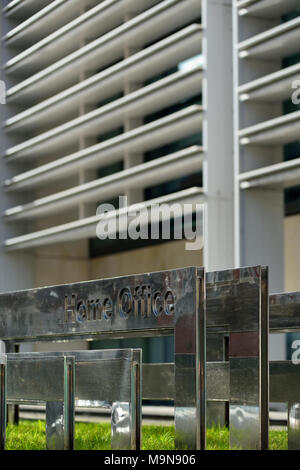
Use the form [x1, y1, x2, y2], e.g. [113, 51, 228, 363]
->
[46, 356, 75, 450]
[269, 291, 300, 449]
[0, 267, 206, 450]
[143, 360, 300, 401]
[0, 268, 206, 450]
[206, 362, 229, 401]
[142, 361, 229, 402]
[6, 355, 73, 403]
[174, 267, 206, 450]
[270, 292, 300, 333]
[288, 404, 300, 450]
[143, 363, 174, 400]
[111, 349, 142, 450]
[5, 342, 18, 426]
[46, 402, 66, 450]
[6, 354, 75, 450]
[0, 354, 7, 451]
[143, 359, 300, 450]
[206, 333, 228, 428]
[206, 266, 269, 450]
[229, 356, 260, 449]
[111, 402, 131, 450]
[8, 349, 142, 450]
[0, 268, 192, 342]
[131, 350, 142, 451]
[269, 360, 300, 450]
[270, 360, 300, 403]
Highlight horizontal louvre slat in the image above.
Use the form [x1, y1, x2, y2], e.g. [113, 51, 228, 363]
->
[5, 25, 202, 131]
[238, 17, 300, 60]
[4, 0, 94, 47]
[240, 158, 300, 189]
[5, 107, 203, 191]
[4, 0, 52, 18]
[5, 68, 202, 161]
[238, 0, 299, 18]
[239, 63, 300, 102]
[6, 0, 201, 103]
[5, 0, 160, 75]
[5, 108, 202, 191]
[2, 0, 203, 250]
[5, 147, 203, 221]
[4, 187, 204, 251]
[239, 110, 300, 145]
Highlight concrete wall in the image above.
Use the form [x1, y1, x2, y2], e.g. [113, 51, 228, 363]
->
[32, 212, 300, 292]
[285, 214, 300, 292]
[89, 239, 203, 279]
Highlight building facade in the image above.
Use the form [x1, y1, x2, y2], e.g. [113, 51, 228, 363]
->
[0, 0, 299, 359]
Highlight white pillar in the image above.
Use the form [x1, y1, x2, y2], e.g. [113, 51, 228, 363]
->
[232, 2, 284, 293]
[202, 0, 235, 271]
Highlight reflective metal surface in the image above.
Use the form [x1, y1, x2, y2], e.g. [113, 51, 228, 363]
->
[0, 269, 188, 342]
[46, 402, 66, 450]
[142, 362, 229, 402]
[110, 349, 142, 450]
[288, 404, 300, 450]
[270, 291, 300, 333]
[206, 333, 228, 428]
[143, 363, 174, 400]
[6, 354, 75, 450]
[269, 289, 300, 450]
[46, 356, 75, 450]
[206, 266, 269, 450]
[111, 402, 131, 450]
[0, 266, 280, 450]
[174, 267, 206, 450]
[269, 360, 300, 450]
[8, 349, 141, 450]
[0, 268, 205, 450]
[0, 354, 6, 451]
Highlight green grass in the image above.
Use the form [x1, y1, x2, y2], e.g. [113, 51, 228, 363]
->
[5, 421, 288, 450]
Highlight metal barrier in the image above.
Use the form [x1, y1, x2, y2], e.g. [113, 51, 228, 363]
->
[6, 349, 141, 450]
[1, 353, 75, 450]
[204, 290, 300, 450]
[270, 292, 300, 450]
[2, 266, 300, 450]
[0, 265, 270, 450]
[205, 266, 269, 450]
[0, 267, 206, 450]
[143, 359, 300, 449]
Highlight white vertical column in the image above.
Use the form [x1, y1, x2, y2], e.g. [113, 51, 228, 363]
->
[202, 0, 235, 271]
[232, 2, 284, 292]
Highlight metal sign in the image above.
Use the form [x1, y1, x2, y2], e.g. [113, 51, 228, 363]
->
[0, 267, 206, 451]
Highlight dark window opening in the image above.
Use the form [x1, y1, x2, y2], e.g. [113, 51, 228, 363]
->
[285, 186, 300, 217]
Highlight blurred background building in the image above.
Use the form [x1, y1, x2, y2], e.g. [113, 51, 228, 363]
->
[0, 0, 299, 361]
